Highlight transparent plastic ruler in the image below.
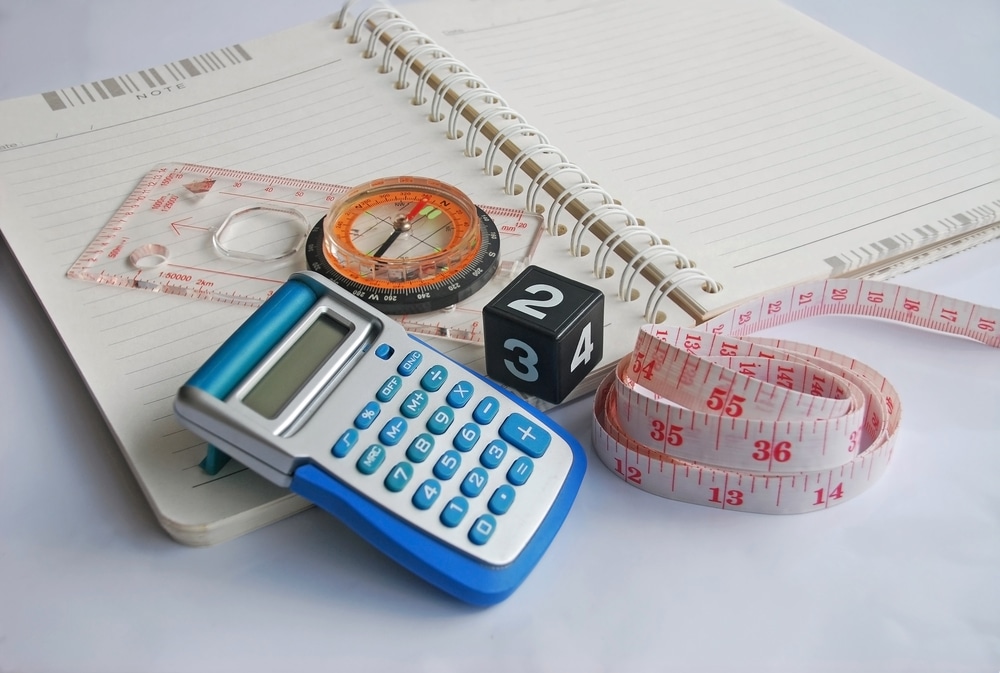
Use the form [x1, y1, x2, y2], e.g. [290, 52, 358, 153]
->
[593, 279, 1000, 513]
[67, 163, 544, 344]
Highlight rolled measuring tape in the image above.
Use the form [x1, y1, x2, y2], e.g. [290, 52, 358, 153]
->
[592, 278, 999, 514]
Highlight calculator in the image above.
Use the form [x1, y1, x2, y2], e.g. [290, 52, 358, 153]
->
[173, 271, 586, 605]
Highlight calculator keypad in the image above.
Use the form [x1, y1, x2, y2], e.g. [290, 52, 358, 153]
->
[316, 340, 573, 565]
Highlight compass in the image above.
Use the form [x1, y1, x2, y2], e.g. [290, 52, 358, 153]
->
[305, 176, 500, 314]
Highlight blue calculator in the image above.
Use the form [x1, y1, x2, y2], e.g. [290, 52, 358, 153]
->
[173, 271, 586, 605]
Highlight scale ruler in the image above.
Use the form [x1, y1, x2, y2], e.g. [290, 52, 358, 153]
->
[593, 278, 1000, 513]
[67, 163, 544, 344]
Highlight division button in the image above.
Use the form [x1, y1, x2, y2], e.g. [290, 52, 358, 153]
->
[420, 364, 448, 392]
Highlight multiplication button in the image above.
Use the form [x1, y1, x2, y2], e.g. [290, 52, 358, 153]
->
[446, 381, 474, 408]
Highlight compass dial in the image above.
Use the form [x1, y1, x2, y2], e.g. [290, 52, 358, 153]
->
[305, 176, 500, 314]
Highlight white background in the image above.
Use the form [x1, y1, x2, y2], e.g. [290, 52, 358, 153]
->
[1, 1, 999, 672]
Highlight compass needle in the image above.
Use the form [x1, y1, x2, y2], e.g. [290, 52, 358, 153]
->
[306, 177, 500, 314]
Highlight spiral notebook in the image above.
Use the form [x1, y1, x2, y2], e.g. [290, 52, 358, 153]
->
[1, 0, 998, 544]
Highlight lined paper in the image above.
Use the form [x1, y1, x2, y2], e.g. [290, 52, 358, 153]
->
[404, 0, 1000, 317]
[0, 12, 668, 543]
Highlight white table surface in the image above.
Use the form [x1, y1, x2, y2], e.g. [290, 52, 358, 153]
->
[1, 2, 999, 672]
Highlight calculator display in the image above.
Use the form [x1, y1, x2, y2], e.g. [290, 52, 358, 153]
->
[242, 313, 350, 418]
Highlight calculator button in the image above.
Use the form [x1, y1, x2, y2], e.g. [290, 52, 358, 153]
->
[472, 396, 500, 425]
[460, 467, 489, 498]
[378, 417, 408, 446]
[405, 433, 435, 463]
[488, 485, 516, 515]
[420, 365, 448, 392]
[468, 515, 497, 546]
[426, 406, 455, 435]
[357, 445, 386, 475]
[376, 375, 403, 403]
[374, 344, 394, 360]
[433, 450, 462, 480]
[479, 440, 508, 469]
[452, 422, 481, 453]
[384, 462, 414, 492]
[445, 381, 474, 408]
[397, 350, 423, 376]
[332, 429, 359, 458]
[412, 479, 441, 510]
[399, 390, 429, 419]
[507, 456, 534, 486]
[354, 401, 381, 430]
[498, 413, 551, 458]
[440, 497, 469, 528]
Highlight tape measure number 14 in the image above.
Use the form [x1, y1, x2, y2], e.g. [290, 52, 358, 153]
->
[593, 278, 999, 514]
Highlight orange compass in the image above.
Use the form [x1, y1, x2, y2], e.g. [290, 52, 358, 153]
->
[304, 176, 500, 314]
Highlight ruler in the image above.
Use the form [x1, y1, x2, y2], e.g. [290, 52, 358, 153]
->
[593, 278, 1000, 513]
[67, 163, 544, 344]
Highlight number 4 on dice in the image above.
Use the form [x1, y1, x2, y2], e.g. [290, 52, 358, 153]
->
[483, 265, 604, 404]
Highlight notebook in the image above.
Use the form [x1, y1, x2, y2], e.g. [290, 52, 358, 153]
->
[0, 0, 996, 545]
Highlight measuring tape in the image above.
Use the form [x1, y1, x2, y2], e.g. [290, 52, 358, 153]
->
[593, 278, 999, 513]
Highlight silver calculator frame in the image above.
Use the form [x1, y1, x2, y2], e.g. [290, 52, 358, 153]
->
[175, 288, 382, 488]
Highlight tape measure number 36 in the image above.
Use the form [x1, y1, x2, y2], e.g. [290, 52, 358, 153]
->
[593, 278, 999, 514]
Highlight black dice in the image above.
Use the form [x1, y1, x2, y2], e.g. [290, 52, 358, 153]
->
[483, 266, 604, 404]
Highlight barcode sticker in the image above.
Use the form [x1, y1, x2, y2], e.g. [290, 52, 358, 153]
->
[40, 44, 253, 111]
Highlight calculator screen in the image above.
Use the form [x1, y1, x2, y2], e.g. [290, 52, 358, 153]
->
[242, 313, 351, 419]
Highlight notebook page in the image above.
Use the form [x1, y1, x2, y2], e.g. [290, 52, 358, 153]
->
[401, 0, 1000, 320]
[0, 2, 722, 548]
[0, 14, 658, 544]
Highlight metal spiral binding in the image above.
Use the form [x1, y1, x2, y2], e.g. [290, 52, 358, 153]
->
[341, 2, 723, 322]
